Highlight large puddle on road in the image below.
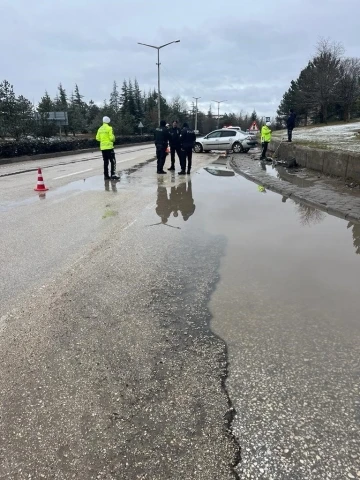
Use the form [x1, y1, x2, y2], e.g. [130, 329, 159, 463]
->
[169, 159, 359, 479]
[149, 158, 360, 478]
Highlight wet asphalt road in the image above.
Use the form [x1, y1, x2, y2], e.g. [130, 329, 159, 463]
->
[1, 151, 360, 479]
[0, 145, 156, 311]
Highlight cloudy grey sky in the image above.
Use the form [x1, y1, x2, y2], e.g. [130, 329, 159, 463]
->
[1, 0, 359, 117]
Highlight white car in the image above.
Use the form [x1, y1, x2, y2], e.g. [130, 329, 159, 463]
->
[194, 128, 257, 154]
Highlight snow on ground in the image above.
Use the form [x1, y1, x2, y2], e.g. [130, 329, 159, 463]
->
[274, 121, 360, 153]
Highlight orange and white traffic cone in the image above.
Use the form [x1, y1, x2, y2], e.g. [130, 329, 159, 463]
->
[34, 168, 49, 192]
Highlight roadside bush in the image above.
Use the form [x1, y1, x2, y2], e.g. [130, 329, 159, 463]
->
[0, 135, 153, 159]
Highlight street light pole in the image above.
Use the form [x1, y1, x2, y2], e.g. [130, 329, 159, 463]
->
[193, 96, 201, 132]
[211, 100, 227, 129]
[157, 49, 161, 126]
[138, 40, 180, 126]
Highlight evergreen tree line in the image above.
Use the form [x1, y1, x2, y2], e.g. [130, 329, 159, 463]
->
[277, 39, 360, 126]
[0, 78, 264, 141]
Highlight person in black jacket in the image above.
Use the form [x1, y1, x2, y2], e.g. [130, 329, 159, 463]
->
[179, 123, 196, 175]
[168, 120, 182, 171]
[287, 109, 296, 142]
[154, 120, 171, 174]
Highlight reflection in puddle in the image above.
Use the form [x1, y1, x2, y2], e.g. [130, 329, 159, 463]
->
[264, 164, 315, 188]
[204, 158, 235, 177]
[149, 181, 196, 229]
[347, 222, 360, 255]
[295, 202, 326, 227]
[277, 166, 316, 188]
[198, 163, 360, 257]
[104, 179, 119, 193]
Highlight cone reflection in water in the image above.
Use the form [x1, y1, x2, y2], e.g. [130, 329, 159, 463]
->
[34, 168, 49, 192]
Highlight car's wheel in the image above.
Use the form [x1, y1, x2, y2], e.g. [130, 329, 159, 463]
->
[232, 142, 243, 154]
[194, 142, 203, 153]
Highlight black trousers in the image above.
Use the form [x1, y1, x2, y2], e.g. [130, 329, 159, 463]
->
[170, 145, 182, 167]
[181, 147, 193, 172]
[102, 149, 116, 177]
[287, 128, 293, 142]
[261, 142, 269, 159]
[156, 145, 167, 172]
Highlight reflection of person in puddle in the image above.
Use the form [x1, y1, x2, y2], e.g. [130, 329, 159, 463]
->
[175, 181, 196, 221]
[104, 177, 119, 193]
[169, 185, 179, 218]
[155, 186, 172, 224]
[154, 181, 196, 225]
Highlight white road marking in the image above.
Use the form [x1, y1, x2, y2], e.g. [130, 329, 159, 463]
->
[53, 168, 93, 180]
[53, 156, 144, 180]
[123, 219, 137, 231]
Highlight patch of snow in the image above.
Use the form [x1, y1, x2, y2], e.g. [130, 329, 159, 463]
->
[274, 122, 360, 153]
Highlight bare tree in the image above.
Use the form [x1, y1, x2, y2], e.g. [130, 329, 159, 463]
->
[337, 57, 360, 121]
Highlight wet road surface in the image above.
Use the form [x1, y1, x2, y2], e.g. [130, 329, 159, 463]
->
[0, 153, 359, 479]
[0, 146, 160, 311]
[204, 159, 360, 479]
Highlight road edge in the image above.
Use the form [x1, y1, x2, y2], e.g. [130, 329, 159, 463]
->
[0, 141, 153, 166]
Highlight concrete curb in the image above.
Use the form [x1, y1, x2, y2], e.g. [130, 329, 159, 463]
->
[229, 157, 360, 223]
[0, 141, 153, 166]
[269, 139, 360, 183]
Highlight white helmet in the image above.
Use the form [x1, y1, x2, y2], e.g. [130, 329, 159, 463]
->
[266, 121, 271, 127]
[103, 116, 111, 124]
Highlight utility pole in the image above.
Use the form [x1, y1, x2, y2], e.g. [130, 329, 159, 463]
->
[193, 96, 201, 132]
[138, 40, 180, 126]
[211, 100, 227, 129]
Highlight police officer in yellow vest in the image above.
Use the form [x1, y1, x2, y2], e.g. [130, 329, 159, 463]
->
[96, 116, 120, 180]
[260, 122, 272, 160]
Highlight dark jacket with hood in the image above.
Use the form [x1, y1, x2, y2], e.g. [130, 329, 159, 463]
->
[287, 112, 296, 129]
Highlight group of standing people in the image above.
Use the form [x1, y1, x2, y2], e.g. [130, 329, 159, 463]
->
[95, 116, 196, 180]
[96, 110, 296, 178]
[154, 120, 196, 175]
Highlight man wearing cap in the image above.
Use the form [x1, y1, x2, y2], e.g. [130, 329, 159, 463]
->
[96, 116, 119, 180]
[260, 121, 272, 161]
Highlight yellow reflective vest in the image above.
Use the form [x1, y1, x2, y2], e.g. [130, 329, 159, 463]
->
[261, 125, 272, 143]
[96, 123, 115, 150]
